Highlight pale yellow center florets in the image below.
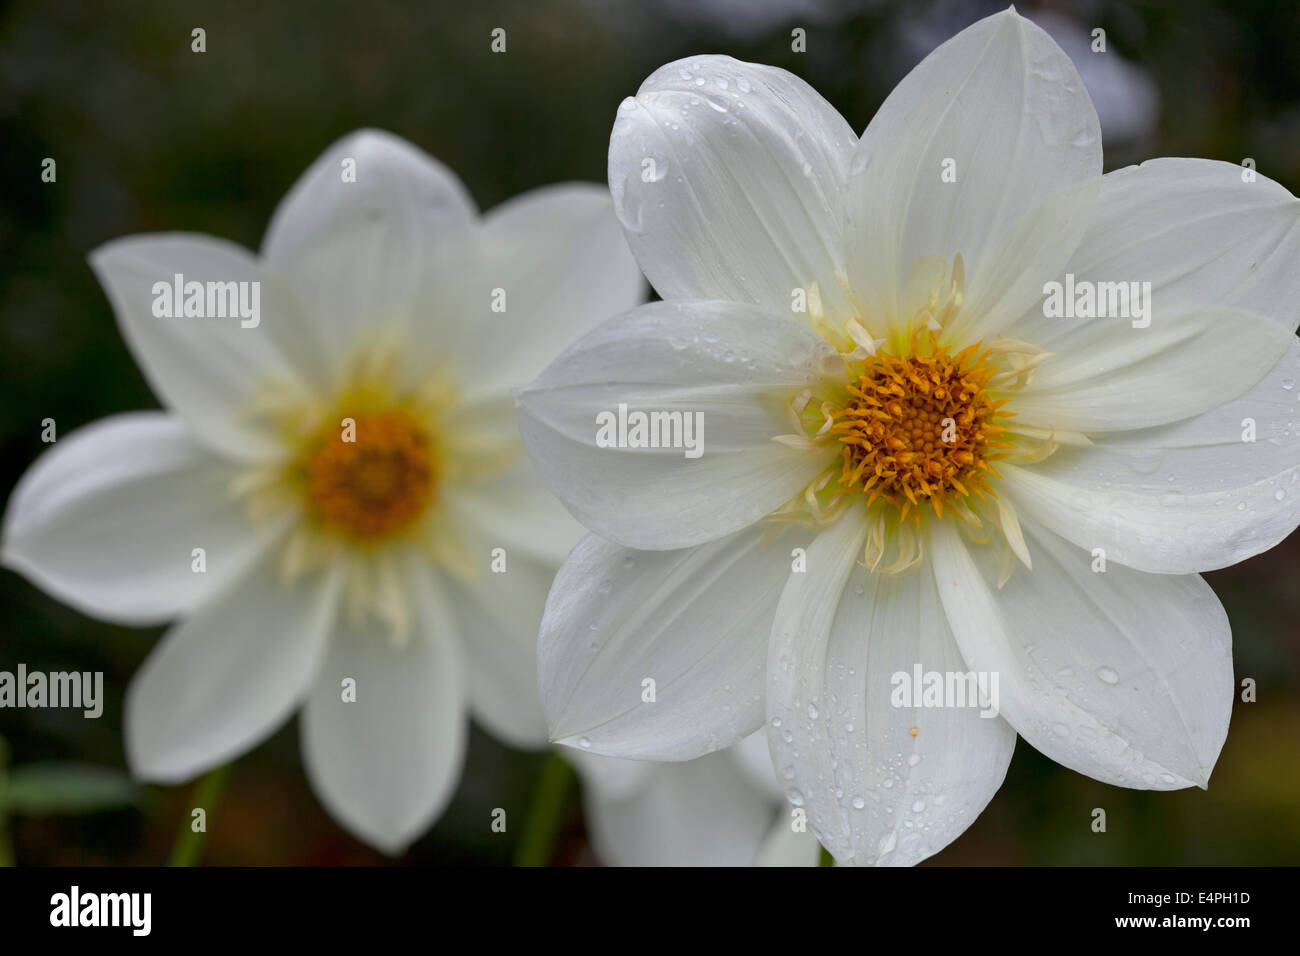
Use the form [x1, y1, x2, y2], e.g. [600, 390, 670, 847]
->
[230, 345, 521, 638]
[768, 261, 1069, 579]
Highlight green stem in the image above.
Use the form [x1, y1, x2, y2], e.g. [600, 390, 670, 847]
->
[168, 764, 231, 867]
[512, 752, 575, 867]
[820, 846, 835, 867]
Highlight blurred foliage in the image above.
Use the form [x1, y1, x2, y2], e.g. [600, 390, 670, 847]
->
[0, 734, 140, 865]
[5, 764, 139, 817]
[0, 0, 1297, 865]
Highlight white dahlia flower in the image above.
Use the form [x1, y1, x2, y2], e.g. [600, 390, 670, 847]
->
[518, 10, 1300, 865]
[2, 129, 643, 854]
[572, 732, 821, 866]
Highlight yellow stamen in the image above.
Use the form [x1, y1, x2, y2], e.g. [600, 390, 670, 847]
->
[826, 329, 1002, 521]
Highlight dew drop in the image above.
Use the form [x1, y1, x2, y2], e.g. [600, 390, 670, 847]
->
[1126, 449, 1163, 475]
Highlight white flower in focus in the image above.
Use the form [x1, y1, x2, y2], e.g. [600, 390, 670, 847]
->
[2, 129, 643, 853]
[571, 733, 821, 867]
[518, 10, 1300, 865]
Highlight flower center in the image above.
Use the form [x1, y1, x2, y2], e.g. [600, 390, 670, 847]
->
[302, 411, 437, 541]
[827, 337, 1006, 519]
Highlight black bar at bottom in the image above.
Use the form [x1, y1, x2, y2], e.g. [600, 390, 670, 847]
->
[0, 865, 1282, 941]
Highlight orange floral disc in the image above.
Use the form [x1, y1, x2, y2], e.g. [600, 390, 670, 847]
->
[302, 412, 437, 542]
[828, 333, 1012, 520]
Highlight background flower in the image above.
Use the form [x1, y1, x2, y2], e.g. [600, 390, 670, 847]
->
[571, 733, 821, 866]
[3, 128, 643, 853]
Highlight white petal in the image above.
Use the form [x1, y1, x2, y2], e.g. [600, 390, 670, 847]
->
[418, 519, 551, 750]
[929, 519, 1233, 790]
[517, 299, 839, 550]
[442, 406, 588, 567]
[767, 506, 1016, 866]
[728, 728, 785, 803]
[2, 413, 280, 625]
[581, 748, 776, 866]
[260, 129, 477, 382]
[1002, 337, 1300, 574]
[302, 558, 467, 855]
[1011, 306, 1293, 432]
[541, 524, 808, 760]
[126, 550, 342, 783]
[89, 235, 305, 461]
[1003, 158, 1300, 345]
[755, 812, 824, 867]
[565, 750, 656, 804]
[438, 184, 645, 405]
[608, 55, 857, 316]
[845, 8, 1101, 334]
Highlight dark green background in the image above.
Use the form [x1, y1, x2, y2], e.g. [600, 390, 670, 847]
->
[1, 0, 1297, 865]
